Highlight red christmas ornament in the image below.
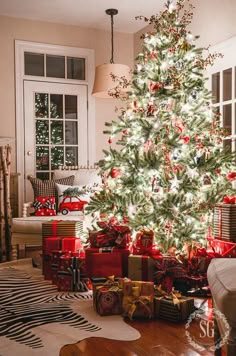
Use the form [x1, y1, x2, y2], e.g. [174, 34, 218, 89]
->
[180, 135, 190, 144]
[149, 81, 163, 93]
[215, 168, 221, 175]
[150, 51, 157, 60]
[110, 168, 122, 179]
[108, 137, 112, 144]
[227, 172, 236, 181]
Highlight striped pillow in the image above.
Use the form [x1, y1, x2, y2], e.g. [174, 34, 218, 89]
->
[28, 176, 75, 201]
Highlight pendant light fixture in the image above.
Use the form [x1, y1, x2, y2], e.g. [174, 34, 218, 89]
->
[92, 8, 130, 98]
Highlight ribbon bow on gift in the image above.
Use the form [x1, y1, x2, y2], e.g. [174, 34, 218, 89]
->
[154, 256, 186, 293]
[223, 195, 236, 204]
[154, 286, 183, 311]
[33, 199, 55, 210]
[125, 286, 153, 320]
[132, 228, 161, 258]
[67, 257, 88, 292]
[96, 275, 121, 292]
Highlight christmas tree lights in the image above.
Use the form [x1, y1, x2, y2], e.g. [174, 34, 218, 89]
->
[87, 0, 236, 251]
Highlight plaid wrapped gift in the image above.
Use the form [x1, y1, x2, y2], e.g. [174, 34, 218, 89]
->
[122, 280, 154, 320]
[43, 253, 52, 280]
[153, 255, 186, 293]
[59, 253, 86, 277]
[88, 219, 131, 249]
[93, 277, 123, 316]
[154, 294, 194, 322]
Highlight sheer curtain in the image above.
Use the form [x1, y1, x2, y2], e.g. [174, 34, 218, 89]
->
[0, 142, 12, 262]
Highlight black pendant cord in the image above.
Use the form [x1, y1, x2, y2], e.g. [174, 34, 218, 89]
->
[105, 9, 118, 64]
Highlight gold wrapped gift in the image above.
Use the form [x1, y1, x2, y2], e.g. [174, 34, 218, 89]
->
[122, 281, 154, 320]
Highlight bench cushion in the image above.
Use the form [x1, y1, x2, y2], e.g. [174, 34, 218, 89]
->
[207, 258, 236, 327]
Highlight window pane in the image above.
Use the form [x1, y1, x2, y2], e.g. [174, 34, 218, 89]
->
[223, 139, 231, 152]
[67, 57, 85, 80]
[223, 68, 232, 101]
[50, 94, 63, 118]
[65, 121, 78, 144]
[25, 52, 44, 76]
[51, 146, 64, 169]
[46, 55, 65, 78]
[65, 95, 77, 120]
[35, 93, 48, 118]
[212, 72, 220, 104]
[36, 146, 49, 170]
[223, 104, 232, 136]
[36, 172, 50, 180]
[36, 120, 49, 144]
[50, 120, 63, 144]
[65, 147, 78, 166]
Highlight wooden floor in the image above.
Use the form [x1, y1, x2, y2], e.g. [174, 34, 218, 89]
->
[60, 299, 215, 356]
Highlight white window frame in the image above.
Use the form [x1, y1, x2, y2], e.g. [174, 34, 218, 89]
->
[15, 40, 95, 213]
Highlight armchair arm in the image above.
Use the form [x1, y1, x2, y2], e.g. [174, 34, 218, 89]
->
[22, 202, 34, 217]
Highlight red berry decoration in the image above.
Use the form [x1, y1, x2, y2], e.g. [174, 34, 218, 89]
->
[108, 137, 112, 144]
[227, 172, 236, 181]
[110, 168, 122, 179]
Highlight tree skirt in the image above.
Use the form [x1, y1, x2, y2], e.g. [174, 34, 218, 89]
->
[0, 259, 140, 356]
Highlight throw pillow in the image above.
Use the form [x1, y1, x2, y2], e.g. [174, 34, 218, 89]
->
[53, 168, 102, 186]
[33, 196, 56, 216]
[28, 175, 75, 201]
[56, 182, 100, 215]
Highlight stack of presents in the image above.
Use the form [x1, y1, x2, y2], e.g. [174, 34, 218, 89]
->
[41, 194, 236, 321]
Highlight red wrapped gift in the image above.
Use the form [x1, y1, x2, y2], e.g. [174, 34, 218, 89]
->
[85, 247, 130, 277]
[33, 196, 56, 216]
[61, 237, 82, 252]
[93, 277, 123, 316]
[43, 253, 52, 280]
[86, 251, 122, 278]
[44, 237, 62, 254]
[208, 237, 236, 257]
[128, 255, 156, 281]
[59, 254, 86, 276]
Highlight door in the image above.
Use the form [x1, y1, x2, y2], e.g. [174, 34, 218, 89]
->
[24, 80, 88, 202]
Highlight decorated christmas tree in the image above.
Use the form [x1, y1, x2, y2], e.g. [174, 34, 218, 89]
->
[87, 0, 236, 251]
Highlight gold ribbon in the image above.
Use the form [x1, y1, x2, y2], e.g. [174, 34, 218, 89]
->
[154, 285, 183, 310]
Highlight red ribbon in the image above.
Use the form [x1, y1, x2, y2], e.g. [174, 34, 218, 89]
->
[223, 195, 236, 204]
[52, 220, 62, 236]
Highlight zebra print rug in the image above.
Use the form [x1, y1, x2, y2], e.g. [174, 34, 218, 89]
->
[0, 260, 140, 356]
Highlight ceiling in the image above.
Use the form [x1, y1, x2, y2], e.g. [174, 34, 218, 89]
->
[0, 0, 167, 33]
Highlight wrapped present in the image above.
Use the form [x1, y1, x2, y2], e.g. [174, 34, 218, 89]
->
[214, 199, 236, 241]
[207, 237, 236, 257]
[88, 218, 131, 249]
[122, 280, 154, 320]
[59, 253, 86, 276]
[61, 237, 82, 252]
[42, 220, 83, 239]
[132, 229, 161, 257]
[44, 237, 62, 254]
[57, 256, 88, 292]
[128, 255, 156, 281]
[43, 253, 52, 280]
[153, 255, 186, 293]
[93, 276, 123, 316]
[33, 196, 56, 216]
[86, 251, 123, 278]
[85, 247, 130, 277]
[154, 292, 194, 322]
